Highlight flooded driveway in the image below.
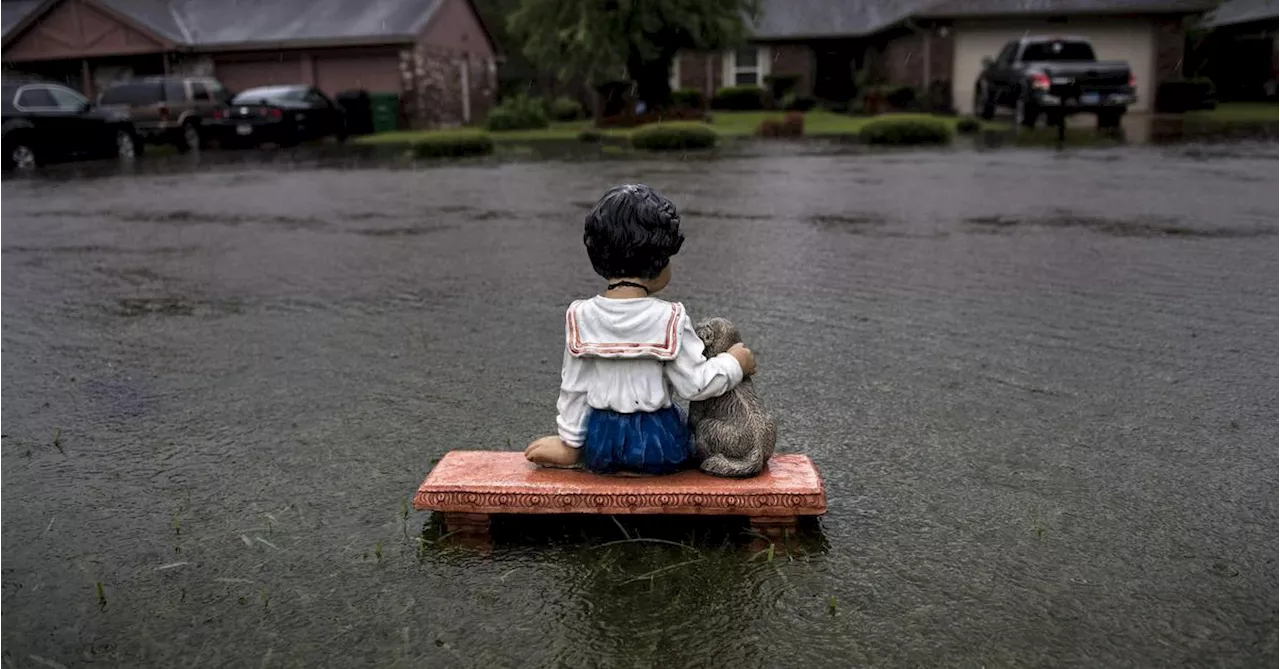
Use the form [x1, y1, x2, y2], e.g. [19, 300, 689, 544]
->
[3, 141, 1277, 667]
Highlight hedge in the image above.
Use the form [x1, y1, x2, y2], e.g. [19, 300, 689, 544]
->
[550, 96, 584, 121]
[858, 116, 952, 145]
[486, 94, 549, 131]
[711, 85, 766, 111]
[411, 130, 495, 158]
[956, 117, 983, 134]
[672, 88, 705, 110]
[630, 122, 718, 151]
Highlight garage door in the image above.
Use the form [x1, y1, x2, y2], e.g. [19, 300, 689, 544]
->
[314, 55, 402, 96]
[952, 18, 1155, 113]
[214, 57, 304, 96]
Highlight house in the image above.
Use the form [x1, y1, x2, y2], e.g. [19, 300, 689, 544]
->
[0, 0, 499, 127]
[1200, 0, 1278, 100]
[673, 0, 1217, 113]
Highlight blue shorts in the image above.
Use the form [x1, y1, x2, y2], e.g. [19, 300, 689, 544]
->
[582, 405, 693, 475]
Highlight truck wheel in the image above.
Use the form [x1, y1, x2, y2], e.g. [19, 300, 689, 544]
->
[974, 85, 995, 120]
[1097, 110, 1124, 129]
[177, 121, 201, 152]
[1015, 96, 1039, 128]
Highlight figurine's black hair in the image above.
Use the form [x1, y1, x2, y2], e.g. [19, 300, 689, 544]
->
[583, 184, 684, 280]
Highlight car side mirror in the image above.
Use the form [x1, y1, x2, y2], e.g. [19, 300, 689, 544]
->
[981, 57, 994, 68]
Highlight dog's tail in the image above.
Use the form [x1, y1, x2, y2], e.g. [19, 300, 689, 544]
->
[700, 448, 767, 478]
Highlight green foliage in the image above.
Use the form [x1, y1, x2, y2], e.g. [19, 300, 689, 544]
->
[858, 116, 952, 145]
[672, 88, 706, 110]
[781, 93, 817, 112]
[411, 130, 495, 158]
[486, 94, 550, 131]
[630, 122, 718, 151]
[886, 86, 921, 111]
[764, 73, 801, 100]
[578, 128, 604, 143]
[956, 117, 983, 134]
[712, 85, 766, 110]
[509, 0, 760, 101]
[550, 96, 585, 121]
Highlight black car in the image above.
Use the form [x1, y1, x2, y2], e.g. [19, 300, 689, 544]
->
[974, 36, 1135, 129]
[2, 79, 143, 170]
[210, 85, 346, 147]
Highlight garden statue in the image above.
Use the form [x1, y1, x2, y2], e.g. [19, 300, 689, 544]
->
[688, 318, 777, 477]
[523, 184, 758, 475]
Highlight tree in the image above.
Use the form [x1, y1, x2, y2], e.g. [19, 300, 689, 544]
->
[508, 0, 759, 111]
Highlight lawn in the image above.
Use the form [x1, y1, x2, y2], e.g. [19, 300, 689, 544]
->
[355, 110, 990, 145]
[1185, 102, 1278, 123]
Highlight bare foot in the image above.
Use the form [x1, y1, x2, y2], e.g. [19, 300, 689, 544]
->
[524, 436, 582, 468]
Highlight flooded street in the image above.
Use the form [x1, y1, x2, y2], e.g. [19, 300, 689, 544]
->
[3, 141, 1277, 667]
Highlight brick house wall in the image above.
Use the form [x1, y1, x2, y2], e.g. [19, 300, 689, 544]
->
[769, 42, 814, 95]
[676, 51, 723, 99]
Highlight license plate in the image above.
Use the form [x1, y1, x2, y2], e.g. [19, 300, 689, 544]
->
[236, 124, 252, 136]
[1080, 93, 1100, 105]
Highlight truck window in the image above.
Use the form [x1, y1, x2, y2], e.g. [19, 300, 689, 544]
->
[996, 42, 1018, 66]
[100, 82, 163, 105]
[1020, 40, 1096, 62]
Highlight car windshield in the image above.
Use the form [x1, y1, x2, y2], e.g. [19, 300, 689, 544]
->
[230, 86, 306, 104]
[100, 82, 164, 105]
[1021, 40, 1096, 62]
[1, 84, 18, 112]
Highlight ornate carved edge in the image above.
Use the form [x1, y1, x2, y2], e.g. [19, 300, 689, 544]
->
[413, 489, 826, 516]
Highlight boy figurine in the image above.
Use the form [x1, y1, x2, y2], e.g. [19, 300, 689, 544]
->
[524, 184, 756, 475]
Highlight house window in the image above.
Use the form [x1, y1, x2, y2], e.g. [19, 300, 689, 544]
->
[724, 45, 770, 87]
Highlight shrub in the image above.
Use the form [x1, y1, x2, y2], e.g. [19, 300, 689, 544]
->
[550, 96, 584, 121]
[578, 128, 603, 143]
[630, 122, 717, 151]
[411, 130, 495, 158]
[764, 73, 801, 100]
[485, 94, 548, 131]
[858, 116, 952, 145]
[756, 111, 805, 138]
[956, 117, 982, 134]
[886, 86, 921, 111]
[672, 88, 705, 110]
[781, 93, 818, 112]
[711, 85, 766, 111]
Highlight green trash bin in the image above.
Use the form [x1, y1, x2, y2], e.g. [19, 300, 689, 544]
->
[369, 92, 401, 133]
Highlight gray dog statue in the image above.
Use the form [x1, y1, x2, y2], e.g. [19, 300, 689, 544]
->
[688, 318, 777, 478]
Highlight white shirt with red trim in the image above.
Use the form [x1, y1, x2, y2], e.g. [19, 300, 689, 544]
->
[555, 296, 744, 448]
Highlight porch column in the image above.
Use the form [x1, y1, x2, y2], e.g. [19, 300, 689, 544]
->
[301, 52, 315, 85]
[81, 58, 92, 97]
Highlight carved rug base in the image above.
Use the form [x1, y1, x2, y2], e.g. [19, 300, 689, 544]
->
[415, 451, 826, 541]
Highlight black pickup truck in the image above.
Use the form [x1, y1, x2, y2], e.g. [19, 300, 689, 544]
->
[973, 36, 1135, 129]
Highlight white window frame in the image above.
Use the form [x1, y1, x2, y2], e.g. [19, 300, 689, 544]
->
[723, 44, 770, 88]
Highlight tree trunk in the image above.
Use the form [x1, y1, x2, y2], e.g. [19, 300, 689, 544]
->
[627, 53, 675, 112]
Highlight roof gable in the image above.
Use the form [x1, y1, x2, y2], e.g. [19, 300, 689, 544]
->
[3, 0, 170, 57]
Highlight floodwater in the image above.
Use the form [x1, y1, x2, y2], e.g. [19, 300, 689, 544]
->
[2, 139, 1277, 668]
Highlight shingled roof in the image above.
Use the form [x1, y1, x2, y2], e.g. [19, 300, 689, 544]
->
[750, 0, 1217, 39]
[1201, 0, 1280, 28]
[2, 0, 451, 46]
[750, 0, 935, 39]
[1, 0, 45, 36]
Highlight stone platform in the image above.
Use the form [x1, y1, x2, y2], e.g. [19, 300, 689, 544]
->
[414, 451, 826, 540]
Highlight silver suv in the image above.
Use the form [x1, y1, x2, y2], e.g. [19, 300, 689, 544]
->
[98, 76, 229, 151]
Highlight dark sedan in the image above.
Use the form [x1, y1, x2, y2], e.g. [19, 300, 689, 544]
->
[2, 80, 142, 170]
[210, 85, 346, 147]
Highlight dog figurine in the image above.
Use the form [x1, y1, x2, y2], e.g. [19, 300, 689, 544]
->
[688, 318, 776, 478]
